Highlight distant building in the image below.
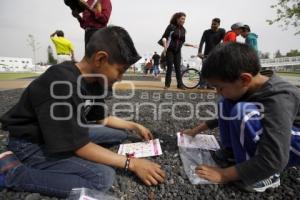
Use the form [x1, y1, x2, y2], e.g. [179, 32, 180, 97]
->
[0, 57, 34, 72]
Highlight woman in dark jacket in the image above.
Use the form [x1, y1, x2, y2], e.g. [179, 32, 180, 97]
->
[161, 12, 196, 89]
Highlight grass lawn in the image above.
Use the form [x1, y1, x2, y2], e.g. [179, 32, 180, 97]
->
[0, 72, 40, 80]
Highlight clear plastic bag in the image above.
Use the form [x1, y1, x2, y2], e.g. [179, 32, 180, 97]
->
[179, 147, 218, 184]
[67, 188, 119, 200]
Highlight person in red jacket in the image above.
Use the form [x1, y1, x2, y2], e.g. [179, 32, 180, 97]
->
[223, 22, 244, 43]
[70, 0, 112, 47]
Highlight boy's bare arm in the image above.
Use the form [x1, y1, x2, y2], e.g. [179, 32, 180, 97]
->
[97, 116, 153, 140]
[50, 31, 57, 38]
[182, 122, 209, 137]
[75, 142, 166, 185]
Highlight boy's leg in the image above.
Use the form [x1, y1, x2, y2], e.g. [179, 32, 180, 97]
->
[225, 102, 281, 192]
[218, 99, 238, 149]
[88, 126, 128, 145]
[228, 103, 300, 166]
[226, 102, 262, 163]
[6, 138, 115, 198]
[287, 127, 300, 167]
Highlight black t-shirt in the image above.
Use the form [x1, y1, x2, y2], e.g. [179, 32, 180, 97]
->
[0, 62, 107, 153]
[162, 24, 186, 52]
[198, 28, 225, 56]
[152, 54, 160, 65]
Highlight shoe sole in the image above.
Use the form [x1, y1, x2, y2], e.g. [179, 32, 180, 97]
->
[253, 180, 280, 192]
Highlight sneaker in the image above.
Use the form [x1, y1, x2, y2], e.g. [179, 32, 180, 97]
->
[211, 148, 235, 168]
[0, 151, 21, 187]
[252, 174, 280, 192]
[0, 151, 21, 173]
[235, 174, 280, 193]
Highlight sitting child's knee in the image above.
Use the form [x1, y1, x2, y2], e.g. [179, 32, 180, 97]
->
[93, 166, 115, 191]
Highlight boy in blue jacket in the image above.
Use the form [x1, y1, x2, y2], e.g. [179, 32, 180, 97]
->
[183, 43, 300, 192]
[241, 25, 258, 52]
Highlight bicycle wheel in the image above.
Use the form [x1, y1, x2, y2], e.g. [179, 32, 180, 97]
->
[181, 68, 201, 89]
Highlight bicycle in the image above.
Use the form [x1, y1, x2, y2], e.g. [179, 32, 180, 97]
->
[181, 55, 203, 89]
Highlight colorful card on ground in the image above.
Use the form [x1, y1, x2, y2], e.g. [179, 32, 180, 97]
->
[177, 132, 220, 150]
[118, 139, 162, 158]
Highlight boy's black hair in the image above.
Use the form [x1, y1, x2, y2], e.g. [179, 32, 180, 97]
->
[201, 42, 261, 82]
[85, 26, 141, 66]
[212, 18, 221, 24]
[243, 25, 251, 32]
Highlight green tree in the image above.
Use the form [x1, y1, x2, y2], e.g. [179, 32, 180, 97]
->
[47, 45, 57, 64]
[27, 34, 41, 64]
[286, 49, 300, 56]
[267, 0, 300, 35]
[275, 50, 284, 57]
[258, 51, 270, 59]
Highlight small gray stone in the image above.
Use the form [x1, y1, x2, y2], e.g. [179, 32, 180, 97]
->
[138, 186, 143, 191]
[169, 179, 175, 185]
[178, 176, 185, 184]
[25, 193, 41, 200]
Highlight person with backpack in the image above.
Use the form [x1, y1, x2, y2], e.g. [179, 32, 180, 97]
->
[159, 12, 197, 90]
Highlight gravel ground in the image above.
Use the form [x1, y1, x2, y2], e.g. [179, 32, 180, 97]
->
[0, 89, 299, 200]
[122, 74, 162, 82]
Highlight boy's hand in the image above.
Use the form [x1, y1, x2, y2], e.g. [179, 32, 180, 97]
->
[182, 128, 198, 137]
[195, 165, 226, 183]
[134, 124, 153, 141]
[183, 122, 208, 137]
[130, 158, 166, 186]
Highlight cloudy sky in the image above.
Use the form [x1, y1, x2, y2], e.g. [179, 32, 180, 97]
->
[0, 0, 299, 63]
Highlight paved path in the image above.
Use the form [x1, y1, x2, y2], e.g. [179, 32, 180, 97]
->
[0, 78, 214, 93]
[0, 74, 299, 92]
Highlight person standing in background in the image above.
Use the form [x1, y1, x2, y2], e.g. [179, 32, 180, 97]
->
[50, 30, 74, 63]
[70, 0, 112, 47]
[197, 18, 225, 89]
[241, 25, 258, 52]
[198, 18, 225, 59]
[223, 22, 244, 43]
[160, 12, 197, 90]
[152, 52, 160, 77]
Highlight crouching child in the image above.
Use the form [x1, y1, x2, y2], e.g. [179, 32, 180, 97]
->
[183, 42, 300, 192]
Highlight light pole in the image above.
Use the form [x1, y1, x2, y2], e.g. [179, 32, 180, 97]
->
[27, 34, 41, 71]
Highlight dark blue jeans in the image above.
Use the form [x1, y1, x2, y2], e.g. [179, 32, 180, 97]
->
[5, 127, 128, 198]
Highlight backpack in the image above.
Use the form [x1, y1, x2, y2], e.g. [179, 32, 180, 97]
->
[158, 24, 176, 47]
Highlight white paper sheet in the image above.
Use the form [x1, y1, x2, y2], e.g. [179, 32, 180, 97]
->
[177, 132, 220, 150]
[118, 139, 162, 158]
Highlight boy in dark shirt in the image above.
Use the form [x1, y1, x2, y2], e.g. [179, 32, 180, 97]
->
[183, 43, 300, 192]
[0, 26, 165, 198]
